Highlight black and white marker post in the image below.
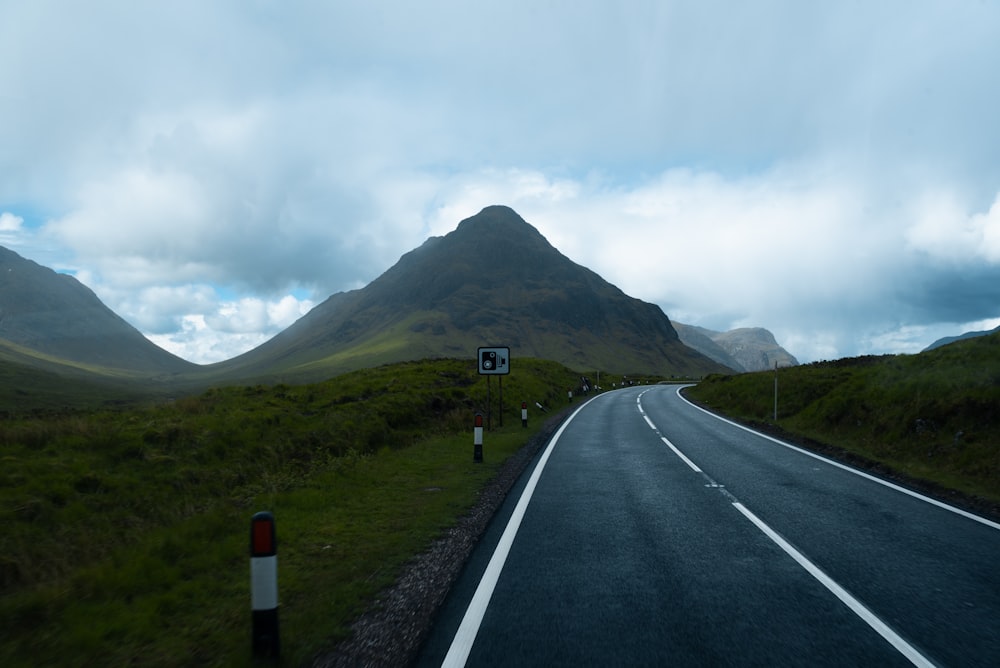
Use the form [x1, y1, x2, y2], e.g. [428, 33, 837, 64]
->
[473, 413, 484, 463]
[250, 511, 280, 660]
[521, 401, 528, 428]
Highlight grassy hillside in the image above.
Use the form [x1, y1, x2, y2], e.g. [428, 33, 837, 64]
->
[686, 334, 1000, 507]
[0, 358, 581, 666]
[0, 336, 233, 415]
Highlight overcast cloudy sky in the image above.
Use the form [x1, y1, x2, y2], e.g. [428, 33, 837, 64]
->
[2, 1, 999, 364]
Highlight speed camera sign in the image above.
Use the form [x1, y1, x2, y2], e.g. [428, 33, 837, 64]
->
[477, 347, 510, 375]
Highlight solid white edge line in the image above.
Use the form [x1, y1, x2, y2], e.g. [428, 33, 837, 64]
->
[732, 502, 936, 668]
[441, 397, 598, 668]
[648, 387, 936, 665]
[676, 387, 1000, 531]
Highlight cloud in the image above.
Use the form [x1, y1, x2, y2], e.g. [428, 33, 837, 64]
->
[140, 291, 314, 364]
[0, 212, 24, 247]
[0, 212, 23, 232]
[146, 316, 271, 367]
[414, 165, 1000, 363]
[3, 0, 999, 365]
[906, 193, 1000, 265]
[206, 295, 313, 335]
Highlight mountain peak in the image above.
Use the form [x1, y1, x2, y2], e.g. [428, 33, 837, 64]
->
[218, 206, 728, 379]
[448, 205, 553, 261]
[455, 205, 535, 233]
[674, 322, 798, 372]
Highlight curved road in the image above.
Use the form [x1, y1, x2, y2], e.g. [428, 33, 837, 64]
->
[417, 385, 1000, 667]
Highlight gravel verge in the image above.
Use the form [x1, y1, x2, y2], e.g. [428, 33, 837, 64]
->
[310, 408, 571, 668]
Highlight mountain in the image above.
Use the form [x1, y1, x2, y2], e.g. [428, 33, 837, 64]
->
[212, 205, 729, 380]
[674, 323, 798, 372]
[0, 246, 195, 375]
[924, 325, 1000, 352]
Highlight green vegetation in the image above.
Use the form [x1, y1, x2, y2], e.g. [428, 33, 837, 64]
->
[9, 330, 995, 666]
[686, 334, 1000, 504]
[0, 358, 580, 666]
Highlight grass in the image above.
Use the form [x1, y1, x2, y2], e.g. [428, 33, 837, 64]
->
[0, 357, 580, 666]
[685, 334, 1000, 505]
[10, 334, 993, 665]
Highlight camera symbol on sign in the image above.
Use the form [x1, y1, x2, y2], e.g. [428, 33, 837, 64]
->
[478, 346, 509, 374]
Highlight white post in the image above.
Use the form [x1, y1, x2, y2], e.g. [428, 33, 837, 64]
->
[773, 361, 778, 421]
[473, 413, 484, 462]
[250, 511, 279, 660]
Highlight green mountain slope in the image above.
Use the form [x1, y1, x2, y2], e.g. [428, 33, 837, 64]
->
[0, 246, 195, 375]
[924, 324, 1000, 351]
[210, 205, 728, 381]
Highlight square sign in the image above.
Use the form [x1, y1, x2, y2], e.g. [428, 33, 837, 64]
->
[478, 346, 510, 375]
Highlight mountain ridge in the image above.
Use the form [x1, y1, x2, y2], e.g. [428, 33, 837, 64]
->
[0, 246, 195, 375]
[924, 325, 1000, 352]
[1, 206, 740, 394]
[674, 322, 798, 372]
[212, 205, 727, 380]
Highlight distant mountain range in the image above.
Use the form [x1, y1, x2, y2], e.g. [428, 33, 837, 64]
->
[673, 323, 798, 372]
[923, 325, 1000, 352]
[0, 206, 802, 399]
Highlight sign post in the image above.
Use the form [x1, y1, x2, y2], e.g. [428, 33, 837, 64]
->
[477, 347, 510, 430]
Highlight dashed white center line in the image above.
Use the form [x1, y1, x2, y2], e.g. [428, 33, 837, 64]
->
[636, 390, 937, 668]
[660, 435, 702, 472]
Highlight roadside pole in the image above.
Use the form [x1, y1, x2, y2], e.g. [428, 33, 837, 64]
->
[473, 413, 484, 463]
[773, 361, 778, 421]
[250, 511, 279, 660]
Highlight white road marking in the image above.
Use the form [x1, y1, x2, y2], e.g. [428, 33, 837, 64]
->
[660, 435, 702, 472]
[674, 386, 1000, 531]
[733, 502, 936, 668]
[441, 398, 596, 667]
[637, 389, 940, 667]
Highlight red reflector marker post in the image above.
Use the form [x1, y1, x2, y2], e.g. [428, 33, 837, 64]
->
[474, 413, 484, 463]
[250, 511, 279, 660]
[521, 401, 528, 428]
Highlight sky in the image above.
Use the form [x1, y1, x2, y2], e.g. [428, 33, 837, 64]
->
[2, 0, 999, 365]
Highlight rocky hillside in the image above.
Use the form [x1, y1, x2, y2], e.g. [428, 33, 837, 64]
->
[674, 323, 798, 372]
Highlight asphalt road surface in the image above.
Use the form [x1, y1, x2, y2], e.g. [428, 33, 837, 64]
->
[416, 385, 1000, 667]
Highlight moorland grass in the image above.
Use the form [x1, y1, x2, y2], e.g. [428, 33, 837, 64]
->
[686, 334, 1000, 504]
[0, 357, 580, 666]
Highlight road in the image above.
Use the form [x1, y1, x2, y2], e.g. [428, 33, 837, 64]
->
[416, 384, 1000, 667]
